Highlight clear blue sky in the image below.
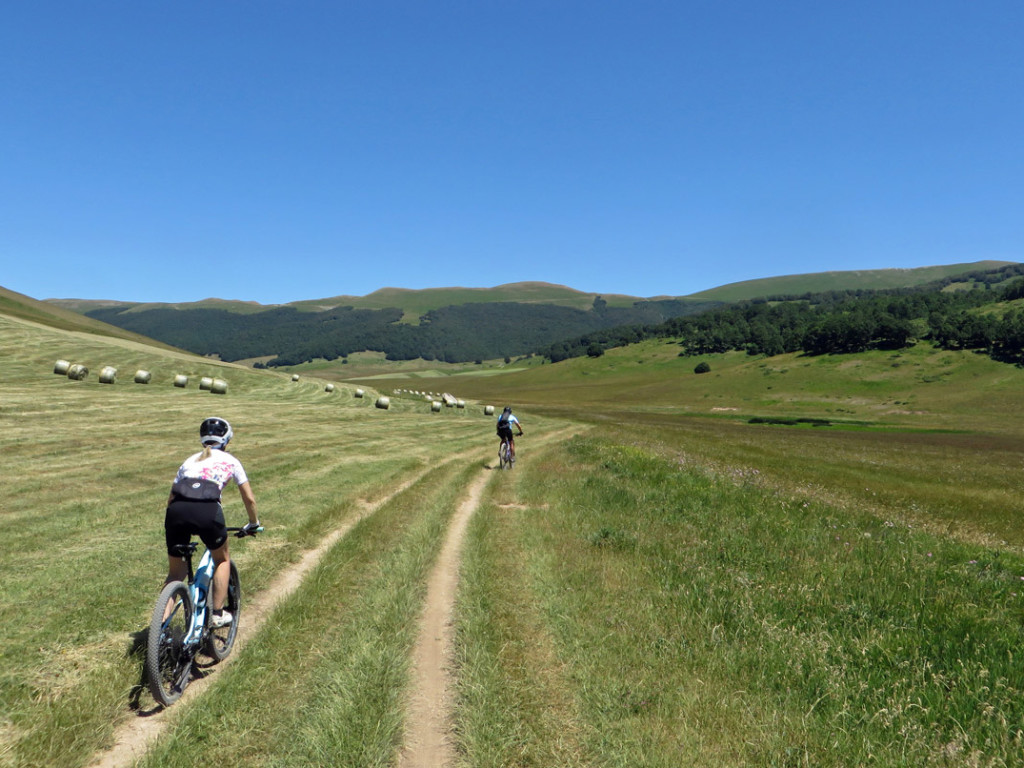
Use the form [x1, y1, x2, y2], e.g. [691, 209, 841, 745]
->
[3, 2, 1022, 304]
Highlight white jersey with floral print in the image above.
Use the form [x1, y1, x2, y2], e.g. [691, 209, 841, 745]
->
[171, 449, 249, 501]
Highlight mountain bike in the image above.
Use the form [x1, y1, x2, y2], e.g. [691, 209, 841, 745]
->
[145, 526, 262, 706]
[498, 435, 516, 470]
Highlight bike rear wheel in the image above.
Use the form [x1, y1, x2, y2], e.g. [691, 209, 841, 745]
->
[145, 581, 194, 706]
[205, 561, 240, 660]
[499, 441, 512, 470]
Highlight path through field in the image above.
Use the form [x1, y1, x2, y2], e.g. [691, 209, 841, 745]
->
[86, 461, 463, 768]
[397, 469, 490, 768]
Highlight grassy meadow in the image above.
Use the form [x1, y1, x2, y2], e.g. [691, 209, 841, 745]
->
[4, 306, 1024, 767]
[0, 312, 512, 767]
[456, 435, 1024, 766]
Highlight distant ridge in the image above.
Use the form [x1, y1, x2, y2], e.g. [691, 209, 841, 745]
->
[12, 261, 1020, 365]
[688, 261, 1018, 302]
[44, 263, 1020, 318]
[50, 281, 645, 318]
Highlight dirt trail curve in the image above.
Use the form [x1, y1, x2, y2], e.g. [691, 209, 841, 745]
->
[89, 430, 572, 768]
[87, 460, 450, 768]
[397, 469, 490, 768]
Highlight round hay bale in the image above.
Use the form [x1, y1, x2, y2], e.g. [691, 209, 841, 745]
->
[173, 374, 189, 388]
[211, 378, 228, 395]
[457, 400, 465, 409]
[199, 377, 213, 391]
[325, 383, 335, 392]
[54, 360, 71, 375]
[134, 370, 152, 384]
[484, 405, 495, 416]
[431, 401, 442, 412]
[291, 374, 300, 382]
[67, 364, 88, 381]
[375, 396, 391, 410]
[355, 388, 365, 399]
[99, 366, 117, 384]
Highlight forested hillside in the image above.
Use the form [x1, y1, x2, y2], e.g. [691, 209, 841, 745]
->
[545, 263, 1024, 364]
[84, 296, 719, 365]
[53, 263, 1023, 366]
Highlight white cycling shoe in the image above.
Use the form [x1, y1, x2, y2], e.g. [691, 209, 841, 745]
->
[210, 610, 233, 628]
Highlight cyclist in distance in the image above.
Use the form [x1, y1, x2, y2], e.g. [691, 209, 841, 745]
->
[496, 406, 524, 460]
[164, 417, 260, 628]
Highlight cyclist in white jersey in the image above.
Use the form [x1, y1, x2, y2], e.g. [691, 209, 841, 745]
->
[164, 417, 260, 628]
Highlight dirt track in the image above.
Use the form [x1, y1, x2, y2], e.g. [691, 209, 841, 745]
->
[397, 469, 490, 767]
[87, 461, 479, 768]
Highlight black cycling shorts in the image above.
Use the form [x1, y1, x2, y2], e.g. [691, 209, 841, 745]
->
[165, 498, 228, 555]
[497, 425, 514, 441]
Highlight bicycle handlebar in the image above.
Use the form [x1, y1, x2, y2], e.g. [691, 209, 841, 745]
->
[227, 525, 264, 538]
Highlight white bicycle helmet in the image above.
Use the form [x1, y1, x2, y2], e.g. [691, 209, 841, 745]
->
[199, 416, 233, 449]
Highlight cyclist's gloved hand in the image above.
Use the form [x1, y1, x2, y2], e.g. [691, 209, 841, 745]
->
[241, 521, 261, 536]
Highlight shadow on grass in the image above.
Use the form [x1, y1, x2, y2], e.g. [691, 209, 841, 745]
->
[126, 627, 163, 715]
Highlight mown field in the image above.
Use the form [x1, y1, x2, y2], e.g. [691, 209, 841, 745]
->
[4, 310, 1024, 767]
[0, 312, 516, 767]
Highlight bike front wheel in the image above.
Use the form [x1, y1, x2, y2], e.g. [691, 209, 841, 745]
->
[205, 561, 240, 660]
[499, 441, 511, 470]
[145, 581, 195, 706]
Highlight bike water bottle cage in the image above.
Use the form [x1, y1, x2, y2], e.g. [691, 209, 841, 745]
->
[200, 417, 233, 448]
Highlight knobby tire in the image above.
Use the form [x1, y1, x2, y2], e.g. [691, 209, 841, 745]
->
[205, 561, 240, 660]
[145, 581, 194, 706]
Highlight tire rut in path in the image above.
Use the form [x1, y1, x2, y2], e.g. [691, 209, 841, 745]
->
[86, 468, 431, 768]
[397, 468, 491, 768]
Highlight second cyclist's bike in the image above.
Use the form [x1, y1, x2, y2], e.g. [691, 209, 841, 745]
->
[499, 436, 516, 470]
[144, 525, 261, 706]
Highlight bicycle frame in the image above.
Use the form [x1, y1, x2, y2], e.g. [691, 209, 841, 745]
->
[183, 546, 215, 647]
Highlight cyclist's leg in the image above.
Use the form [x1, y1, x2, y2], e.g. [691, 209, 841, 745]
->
[193, 502, 231, 610]
[163, 508, 191, 620]
[161, 555, 189, 621]
[166, 555, 188, 585]
[164, 503, 191, 586]
[210, 541, 230, 611]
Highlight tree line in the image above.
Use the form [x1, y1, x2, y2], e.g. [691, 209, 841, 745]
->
[85, 296, 720, 365]
[541, 264, 1024, 364]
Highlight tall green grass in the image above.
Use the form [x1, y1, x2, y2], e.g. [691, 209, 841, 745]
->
[455, 435, 1024, 766]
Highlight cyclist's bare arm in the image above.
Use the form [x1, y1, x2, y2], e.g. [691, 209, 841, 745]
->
[238, 482, 259, 526]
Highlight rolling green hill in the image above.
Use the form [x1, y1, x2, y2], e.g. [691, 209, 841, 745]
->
[47, 264, 1016, 318]
[0, 285, 185, 351]
[70, 292, 720, 366]
[31, 261, 1024, 368]
[440, 336, 1024, 434]
[48, 282, 646, 318]
[688, 260, 1017, 302]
